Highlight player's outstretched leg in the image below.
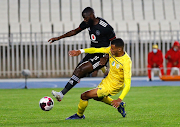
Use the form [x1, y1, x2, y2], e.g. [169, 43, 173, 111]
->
[66, 98, 88, 120]
[51, 90, 64, 102]
[52, 62, 93, 102]
[117, 102, 126, 117]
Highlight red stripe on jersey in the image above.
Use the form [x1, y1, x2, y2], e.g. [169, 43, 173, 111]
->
[109, 36, 116, 41]
[78, 26, 82, 30]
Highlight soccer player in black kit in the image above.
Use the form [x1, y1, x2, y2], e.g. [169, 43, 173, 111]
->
[48, 7, 116, 102]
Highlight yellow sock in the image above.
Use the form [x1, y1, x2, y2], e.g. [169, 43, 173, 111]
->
[101, 96, 113, 105]
[77, 99, 88, 117]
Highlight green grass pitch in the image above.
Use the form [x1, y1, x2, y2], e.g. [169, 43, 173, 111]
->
[0, 86, 180, 127]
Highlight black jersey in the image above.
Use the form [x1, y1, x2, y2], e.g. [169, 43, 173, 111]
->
[79, 17, 116, 48]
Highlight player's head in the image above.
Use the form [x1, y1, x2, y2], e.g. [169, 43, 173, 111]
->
[173, 41, 180, 51]
[110, 38, 124, 56]
[82, 7, 95, 26]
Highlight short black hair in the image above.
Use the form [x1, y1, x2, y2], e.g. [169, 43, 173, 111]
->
[111, 38, 124, 48]
[82, 7, 94, 16]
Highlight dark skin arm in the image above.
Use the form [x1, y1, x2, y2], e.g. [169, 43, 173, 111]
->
[48, 27, 82, 44]
[100, 54, 109, 65]
[111, 98, 122, 108]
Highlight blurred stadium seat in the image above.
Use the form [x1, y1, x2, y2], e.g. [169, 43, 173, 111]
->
[10, 23, 21, 43]
[61, 0, 71, 22]
[170, 20, 180, 41]
[102, 0, 113, 21]
[160, 21, 171, 41]
[174, 0, 180, 20]
[40, 0, 50, 22]
[30, 0, 40, 23]
[143, 0, 154, 21]
[122, 0, 134, 20]
[139, 21, 150, 42]
[91, 0, 102, 18]
[20, 0, 29, 23]
[9, 0, 19, 23]
[50, 0, 60, 22]
[149, 21, 161, 42]
[20, 23, 31, 43]
[133, 0, 143, 21]
[71, 0, 81, 23]
[164, 0, 175, 20]
[0, 0, 8, 23]
[154, 0, 165, 21]
[112, 0, 123, 21]
[0, 23, 8, 43]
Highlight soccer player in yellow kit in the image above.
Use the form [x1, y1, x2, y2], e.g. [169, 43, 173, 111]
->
[66, 38, 132, 120]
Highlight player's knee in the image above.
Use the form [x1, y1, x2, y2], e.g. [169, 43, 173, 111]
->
[74, 67, 83, 77]
[74, 66, 89, 77]
[93, 97, 103, 101]
[81, 92, 89, 100]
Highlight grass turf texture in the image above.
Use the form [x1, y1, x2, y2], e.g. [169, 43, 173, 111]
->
[0, 86, 180, 127]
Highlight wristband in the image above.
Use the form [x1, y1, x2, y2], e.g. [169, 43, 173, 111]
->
[79, 49, 85, 53]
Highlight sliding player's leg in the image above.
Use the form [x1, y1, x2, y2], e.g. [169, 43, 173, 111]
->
[66, 88, 98, 120]
[66, 86, 114, 120]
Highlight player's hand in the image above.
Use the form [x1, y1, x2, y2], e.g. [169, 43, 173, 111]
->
[100, 55, 109, 65]
[69, 50, 81, 56]
[48, 37, 59, 44]
[111, 98, 122, 109]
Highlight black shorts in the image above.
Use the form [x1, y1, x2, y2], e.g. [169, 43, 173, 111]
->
[77, 53, 108, 73]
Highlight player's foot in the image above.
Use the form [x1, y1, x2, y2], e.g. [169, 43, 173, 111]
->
[65, 113, 85, 120]
[117, 102, 126, 117]
[51, 90, 64, 102]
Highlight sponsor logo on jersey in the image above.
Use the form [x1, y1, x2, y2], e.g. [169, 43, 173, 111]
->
[116, 64, 120, 69]
[96, 30, 100, 35]
[91, 34, 96, 41]
[112, 61, 115, 66]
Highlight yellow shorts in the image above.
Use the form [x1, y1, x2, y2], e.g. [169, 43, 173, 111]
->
[97, 79, 124, 98]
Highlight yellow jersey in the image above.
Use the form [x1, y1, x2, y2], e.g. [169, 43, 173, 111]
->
[84, 47, 132, 100]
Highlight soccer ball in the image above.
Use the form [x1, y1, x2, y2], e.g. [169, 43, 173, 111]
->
[39, 96, 54, 111]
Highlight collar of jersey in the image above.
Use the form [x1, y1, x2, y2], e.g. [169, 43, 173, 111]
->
[109, 51, 123, 66]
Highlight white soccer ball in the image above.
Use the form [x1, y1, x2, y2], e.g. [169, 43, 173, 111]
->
[39, 96, 54, 111]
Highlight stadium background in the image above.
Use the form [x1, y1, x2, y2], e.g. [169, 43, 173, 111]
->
[0, 0, 180, 78]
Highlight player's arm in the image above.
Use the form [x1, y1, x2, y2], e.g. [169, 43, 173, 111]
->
[69, 47, 110, 56]
[48, 27, 82, 44]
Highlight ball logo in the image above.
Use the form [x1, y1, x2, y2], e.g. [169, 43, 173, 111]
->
[91, 34, 96, 41]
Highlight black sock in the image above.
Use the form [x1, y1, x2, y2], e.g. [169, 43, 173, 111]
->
[61, 75, 80, 95]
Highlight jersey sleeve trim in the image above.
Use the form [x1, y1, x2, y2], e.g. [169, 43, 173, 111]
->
[78, 26, 82, 30]
[109, 36, 116, 41]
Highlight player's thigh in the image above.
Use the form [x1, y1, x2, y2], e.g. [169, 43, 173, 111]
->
[81, 88, 98, 99]
[89, 53, 107, 72]
[73, 61, 93, 77]
[97, 82, 110, 98]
